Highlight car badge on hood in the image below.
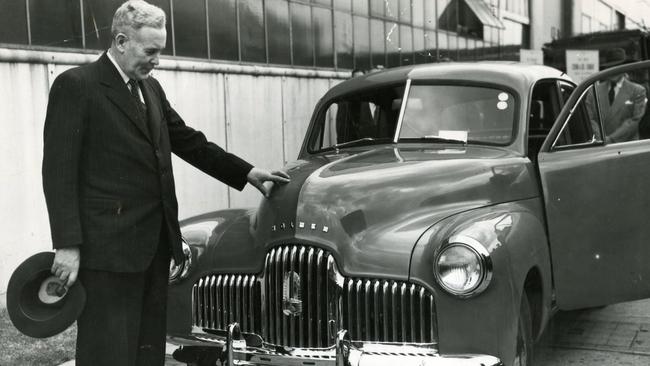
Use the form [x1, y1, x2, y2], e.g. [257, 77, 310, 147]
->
[282, 271, 302, 317]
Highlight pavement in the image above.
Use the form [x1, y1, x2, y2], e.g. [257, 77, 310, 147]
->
[56, 298, 650, 366]
[535, 299, 650, 365]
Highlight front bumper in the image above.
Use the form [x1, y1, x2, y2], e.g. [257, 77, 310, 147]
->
[168, 323, 503, 366]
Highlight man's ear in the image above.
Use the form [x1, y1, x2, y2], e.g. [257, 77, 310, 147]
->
[115, 33, 129, 53]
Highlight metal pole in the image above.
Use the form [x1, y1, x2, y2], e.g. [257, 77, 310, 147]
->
[80, 0, 86, 48]
[205, 0, 211, 59]
[25, 0, 32, 45]
[169, 0, 176, 55]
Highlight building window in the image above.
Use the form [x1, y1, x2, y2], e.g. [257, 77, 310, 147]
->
[174, 0, 208, 58]
[266, 0, 291, 65]
[291, 2, 313, 66]
[353, 15, 370, 69]
[313, 6, 334, 67]
[0, 0, 29, 45]
[334, 10, 353, 68]
[29, 0, 83, 49]
[208, 0, 238, 61]
[239, 0, 266, 63]
[83, 0, 122, 51]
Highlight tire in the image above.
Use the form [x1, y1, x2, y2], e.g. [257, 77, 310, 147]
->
[512, 293, 534, 366]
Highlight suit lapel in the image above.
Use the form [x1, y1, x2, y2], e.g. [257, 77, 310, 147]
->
[141, 79, 162, 147]
[97, 53, 153, 144]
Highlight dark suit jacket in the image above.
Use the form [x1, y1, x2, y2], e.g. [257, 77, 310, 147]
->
[42, 53, 253, 272]
[595, 78, 647, 143]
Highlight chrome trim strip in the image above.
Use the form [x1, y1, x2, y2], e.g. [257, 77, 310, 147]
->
[419, 287, 425, 341]
[372, 281, 380, 340]
[281, 246, 290, 346]
[382, 282, 389, 339]
[316, 249, 324, 347]
[242, 275, 249, 331]
[391, 282, 398, 342]
[298, 246, 306, 346]
[289, 246, 298, 346]
[307, 247, 315, 347]
[393, 78, 413, 143]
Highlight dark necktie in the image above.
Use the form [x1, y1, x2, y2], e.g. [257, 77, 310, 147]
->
[128, 79, 151, 133]
[608, 82, 616, 105]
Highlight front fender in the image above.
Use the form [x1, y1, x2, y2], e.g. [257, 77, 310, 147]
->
[167, 208, 254, 335]
[409, 198, 552, 366]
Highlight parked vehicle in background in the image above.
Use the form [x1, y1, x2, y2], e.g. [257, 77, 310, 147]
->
[165, 59, 650, 366]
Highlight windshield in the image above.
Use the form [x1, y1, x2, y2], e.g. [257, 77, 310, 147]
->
[398, 84, 517, 145]
[307, 85, 404, 152]
[308, 83, 516, 152]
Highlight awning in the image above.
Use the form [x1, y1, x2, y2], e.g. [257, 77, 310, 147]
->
[464, 0, 505, 29]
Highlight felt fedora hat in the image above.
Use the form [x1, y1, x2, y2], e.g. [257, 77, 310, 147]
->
[7, 252, 85, 338]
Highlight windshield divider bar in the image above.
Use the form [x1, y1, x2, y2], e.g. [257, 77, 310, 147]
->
[393, 79, 412, 143]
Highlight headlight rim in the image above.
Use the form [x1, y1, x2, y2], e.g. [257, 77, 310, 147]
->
[169, 239, 193, 284]
[433, 235, 493, 298]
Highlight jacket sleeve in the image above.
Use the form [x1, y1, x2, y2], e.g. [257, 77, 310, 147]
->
[153, 79, 253, 191]
[42, 71, 86, 249]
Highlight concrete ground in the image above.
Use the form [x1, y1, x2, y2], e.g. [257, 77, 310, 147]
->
[535, 299, 650, 365]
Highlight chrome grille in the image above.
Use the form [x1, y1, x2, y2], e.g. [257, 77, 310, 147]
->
[341, 279, 436, 343]
[191, 245, 438, 347]
[192, 274, 261, 333]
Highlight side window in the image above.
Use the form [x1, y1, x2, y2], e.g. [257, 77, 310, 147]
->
[528, 81, 562, 159]
[559, 82, 575, 106]
[554, 85, 601, 148]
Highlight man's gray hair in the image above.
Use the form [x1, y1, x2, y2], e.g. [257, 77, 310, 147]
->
[111, 0, 166, 38]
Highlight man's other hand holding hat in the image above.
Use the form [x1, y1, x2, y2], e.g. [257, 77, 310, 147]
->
[52, 247, 80, 289]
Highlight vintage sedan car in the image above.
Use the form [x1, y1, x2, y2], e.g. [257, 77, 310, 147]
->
[165, 60, 650, 366]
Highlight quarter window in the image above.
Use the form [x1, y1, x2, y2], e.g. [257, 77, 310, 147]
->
[554, 86, 601, 148]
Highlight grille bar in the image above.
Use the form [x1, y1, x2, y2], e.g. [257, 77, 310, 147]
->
[191, 245, 438, 347]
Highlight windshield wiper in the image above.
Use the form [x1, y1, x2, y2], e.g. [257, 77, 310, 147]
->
[332, 137, 391, 149]
[411, 136, 468, 145]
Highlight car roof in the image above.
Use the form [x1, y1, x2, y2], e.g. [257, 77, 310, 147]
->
[321, 62, 572, 101]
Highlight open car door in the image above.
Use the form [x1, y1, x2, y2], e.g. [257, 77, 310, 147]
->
[537, 60, 650, 310]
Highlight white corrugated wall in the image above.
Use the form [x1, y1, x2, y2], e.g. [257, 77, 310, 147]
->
[0, 48, 346, 297]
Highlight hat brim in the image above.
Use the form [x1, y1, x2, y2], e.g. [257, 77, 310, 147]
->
[7, 252, 86, 338]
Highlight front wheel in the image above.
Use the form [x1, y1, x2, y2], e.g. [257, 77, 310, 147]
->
[512, 293, 534, 366]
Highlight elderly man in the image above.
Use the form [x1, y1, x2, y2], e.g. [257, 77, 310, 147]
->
[42, 1, 289, 364]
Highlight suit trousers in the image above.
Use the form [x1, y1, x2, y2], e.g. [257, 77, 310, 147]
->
[75, 229, 170, 366]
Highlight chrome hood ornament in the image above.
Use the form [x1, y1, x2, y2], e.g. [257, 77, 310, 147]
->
[282, 271, 302, 316]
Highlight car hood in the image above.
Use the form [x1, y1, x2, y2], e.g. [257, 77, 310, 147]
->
[197, 145, 539, 280]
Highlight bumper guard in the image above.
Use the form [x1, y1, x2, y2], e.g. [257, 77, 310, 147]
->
[168, 323, 503, 366]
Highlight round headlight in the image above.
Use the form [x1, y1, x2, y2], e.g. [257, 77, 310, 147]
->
[169, 240, 192, 284]
[434, 236, 492, 297]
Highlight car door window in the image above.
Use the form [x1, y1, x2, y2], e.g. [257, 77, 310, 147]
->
[553, 85, 602, 148]
[593, 70, 649, 144]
